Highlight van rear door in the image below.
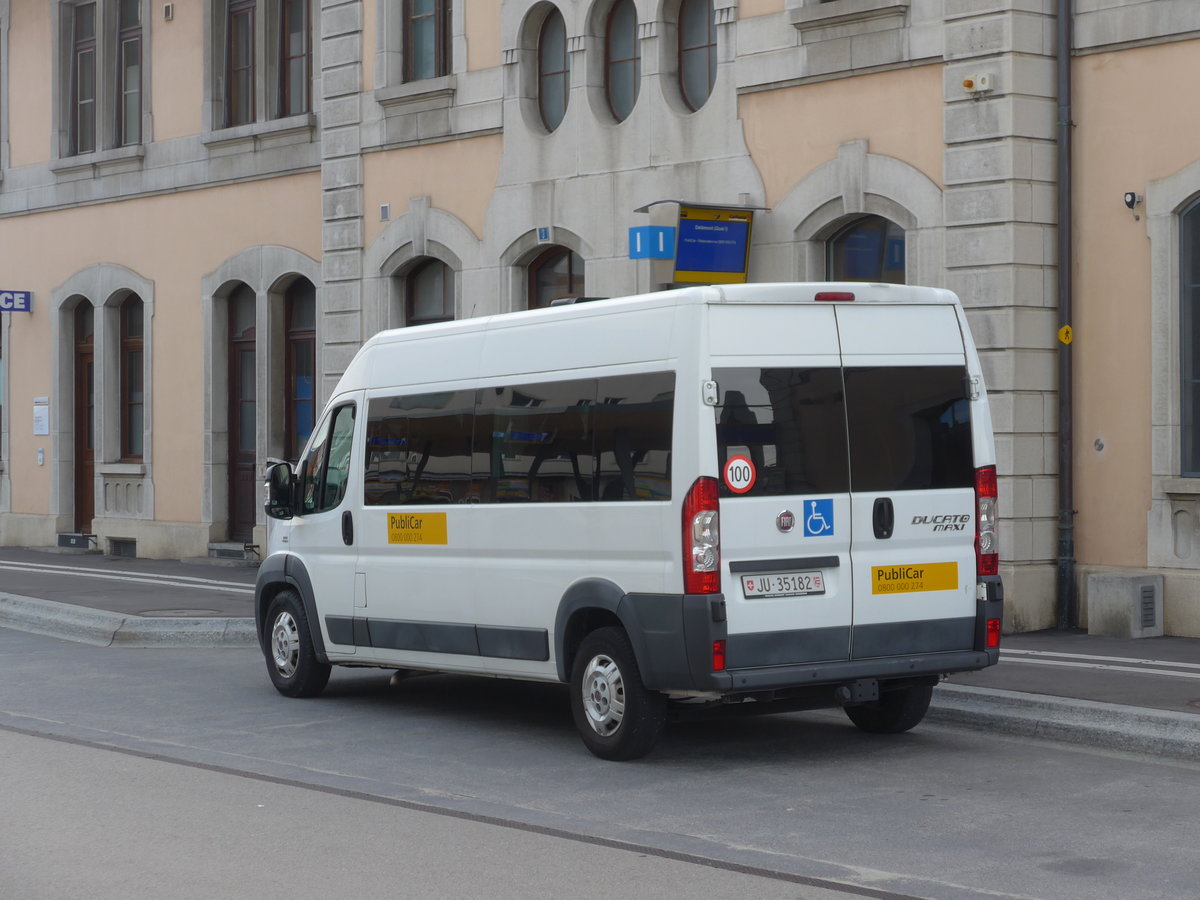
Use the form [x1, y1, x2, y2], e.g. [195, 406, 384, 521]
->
[709, 303, 854, 668]
[835, 304, 977, 659]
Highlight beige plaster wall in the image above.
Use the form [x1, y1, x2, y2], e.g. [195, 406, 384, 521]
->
[740, 0, 784, 18]
[0, 174, 321, 524]
[8, 0, 53, 167]
[363, 134, 503, 246]
[149, 0, 204, 141]
[465, 0, 501, 71]
[1072, 39, 1200, 568]
[739, 65, 945, 210]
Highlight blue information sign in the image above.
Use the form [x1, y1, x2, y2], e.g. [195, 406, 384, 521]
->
[673, 206, 754, 284]
[0, 290, 32, 312]
[628, 226, 676, 259]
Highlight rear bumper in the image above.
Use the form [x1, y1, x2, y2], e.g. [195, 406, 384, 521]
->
[625, 574, 1003, 695]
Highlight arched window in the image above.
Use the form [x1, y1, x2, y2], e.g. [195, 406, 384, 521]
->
[538, 8, 569, 131]
[119, 294, 144, 460]
[606, 0, 640, 122]
[406, 259, 455, 326]
[1181, 199, 1200, 475]
[678, 0, 715, 112]
[284, 278, 316, 461]
[528, 247, 584, 308]
[826, 215, 906, 284]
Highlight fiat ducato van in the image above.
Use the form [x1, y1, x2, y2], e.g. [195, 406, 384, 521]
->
[256, 283, 1003, 759]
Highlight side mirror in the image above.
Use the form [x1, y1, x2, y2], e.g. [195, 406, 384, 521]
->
[264, 461, 296, 520]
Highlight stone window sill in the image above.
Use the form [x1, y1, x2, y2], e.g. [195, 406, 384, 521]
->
[202, 113, 317, 150]
[49, 144, 146, 177]
[375, 75, 457, 110]
[791, 0, 909, 33]
[1162, 477, 1200, 498]
[97, 462, 147, 477]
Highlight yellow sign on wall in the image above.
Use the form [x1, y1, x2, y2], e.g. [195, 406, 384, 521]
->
[871, 562, 958, 594]
[387, 512, 448, 545]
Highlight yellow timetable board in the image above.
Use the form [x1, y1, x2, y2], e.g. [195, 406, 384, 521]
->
[387, 512, 448, 545]
[871, 562, 958, 594]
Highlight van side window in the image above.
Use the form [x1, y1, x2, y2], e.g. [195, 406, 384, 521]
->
[363, 372, 675, 505]
[300, 403, 356, 514]
[594, 373, 673, 501]
[364, 391, 477, 505]
[843, 366, 973, 492]
[475, 380, 597, 502]
[714, 368, 849, 497]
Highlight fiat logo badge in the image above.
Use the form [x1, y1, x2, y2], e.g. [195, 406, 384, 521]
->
[777, 510, 796, 533]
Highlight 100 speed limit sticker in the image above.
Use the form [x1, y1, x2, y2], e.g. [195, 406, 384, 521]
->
[723, 455, 756, 494]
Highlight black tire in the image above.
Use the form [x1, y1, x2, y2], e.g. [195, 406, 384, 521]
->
[264, 589, 331, 698]
[570, 627, 667, 761]
[844, 683, 933, 734]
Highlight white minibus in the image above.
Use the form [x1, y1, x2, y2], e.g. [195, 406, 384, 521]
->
[256, 283, 1003, 759]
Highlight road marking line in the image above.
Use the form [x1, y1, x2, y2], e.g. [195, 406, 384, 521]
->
[0, 562, 253, 594]
[999, 656, 1200, 680]
[1003, 647, 1200, 671]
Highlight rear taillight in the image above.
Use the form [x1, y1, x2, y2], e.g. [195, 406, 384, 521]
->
[683, 477, 720, 594]
[712, 640, 727, 671]
[975, 465, 998, 577]
[986, 618, 1002, 649]
[814, 291, 855, 302]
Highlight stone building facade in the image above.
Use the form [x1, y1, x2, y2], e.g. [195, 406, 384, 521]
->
[1, 0, 1199, 634]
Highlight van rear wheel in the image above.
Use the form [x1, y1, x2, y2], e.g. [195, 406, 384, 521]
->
[264, 589, 331, 698]
[844, 682, 933, 734]
[570, 627, 666, 760]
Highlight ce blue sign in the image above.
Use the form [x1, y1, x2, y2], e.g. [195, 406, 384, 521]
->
[0, 290, 33, 312]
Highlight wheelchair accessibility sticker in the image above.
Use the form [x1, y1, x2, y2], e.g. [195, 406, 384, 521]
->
[803, 499, 834, 537]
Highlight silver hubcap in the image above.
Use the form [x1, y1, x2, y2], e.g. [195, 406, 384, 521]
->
[581, 653, 625, 737]
[271, 611, 300, 679]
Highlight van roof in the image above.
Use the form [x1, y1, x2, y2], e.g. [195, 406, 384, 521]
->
[362, 282, 960, 350]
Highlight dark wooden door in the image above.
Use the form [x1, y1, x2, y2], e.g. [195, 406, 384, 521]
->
[228, 286, 257, 542]
[74, 303, 95, 533]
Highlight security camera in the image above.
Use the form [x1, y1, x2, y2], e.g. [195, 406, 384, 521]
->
[1124, 192, 1142, 210]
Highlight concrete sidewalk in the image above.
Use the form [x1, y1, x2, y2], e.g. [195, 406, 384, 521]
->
[1, 546, 1198, 761]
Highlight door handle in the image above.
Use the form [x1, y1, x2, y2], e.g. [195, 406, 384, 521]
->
[873, 497, 894, 540]
[341, 510, 354, 546]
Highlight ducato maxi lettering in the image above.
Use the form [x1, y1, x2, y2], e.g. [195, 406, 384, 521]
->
[911, 514, 971, 532]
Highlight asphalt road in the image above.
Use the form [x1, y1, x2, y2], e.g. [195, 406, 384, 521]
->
[2, 626, 1197, 900]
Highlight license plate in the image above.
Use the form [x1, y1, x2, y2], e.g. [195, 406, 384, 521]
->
[741, 571, 825, 599]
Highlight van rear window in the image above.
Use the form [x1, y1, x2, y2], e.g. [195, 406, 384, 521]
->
[844, 366, 973, 492]
[714, 365, 972, 497]
[714, 368, 849, 497]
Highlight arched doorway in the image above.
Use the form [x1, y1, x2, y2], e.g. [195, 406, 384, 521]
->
[73, 301, 95, 533]
[227, 284, 257, 542]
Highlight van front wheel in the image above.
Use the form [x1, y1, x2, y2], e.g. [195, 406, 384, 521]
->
[844, 682, 933, 734]
[570, 627, 666, 760]
[265, 589, 331, 698]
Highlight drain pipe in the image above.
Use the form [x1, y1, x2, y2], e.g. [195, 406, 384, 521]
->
[1055, 0, 1076, 630]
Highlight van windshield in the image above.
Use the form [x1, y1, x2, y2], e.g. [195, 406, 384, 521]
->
[713, 365, 973, 498]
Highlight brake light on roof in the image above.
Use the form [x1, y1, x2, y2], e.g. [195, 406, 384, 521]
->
[975, 465, 998, 576]
[814, 291, 855, 302]
[683, 477, 720, 594]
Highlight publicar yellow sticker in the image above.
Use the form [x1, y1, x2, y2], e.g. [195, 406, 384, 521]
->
[871, 562, 958, 594]
[387, 512, 448, 545]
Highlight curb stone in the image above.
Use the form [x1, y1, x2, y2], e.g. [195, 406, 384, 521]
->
[0, 593, 256, 648]
[930, 683, 1200, 762]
